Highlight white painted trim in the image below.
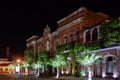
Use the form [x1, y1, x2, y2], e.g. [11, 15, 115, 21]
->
[91, 46, 120, 53]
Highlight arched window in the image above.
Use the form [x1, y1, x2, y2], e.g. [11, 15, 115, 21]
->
[86, 31, 90, 42]
[92, 28, 98, 41]
[64, 36, 67, 44]
[76, 32, 79, 41]
[70, 34, 73, 42]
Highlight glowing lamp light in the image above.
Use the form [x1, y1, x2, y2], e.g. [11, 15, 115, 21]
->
[67, 57, 71, 60]
[113, 73, 118, 78]
[17, 59, 21, 63]
[61, 71, 64, 74]
[66, 71, 68, 74]
[102, 71, 106, 78]
[102, 74, 106, 78]
[83, 72, 86, 76]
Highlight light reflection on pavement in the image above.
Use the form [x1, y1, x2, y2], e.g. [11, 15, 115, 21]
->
[0, 73, 21, 80]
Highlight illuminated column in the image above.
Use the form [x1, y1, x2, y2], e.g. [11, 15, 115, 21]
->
[97, 26, 100, 39]
[113, 60, 118, 78]
[90, 29, 93, 42]
[102, 59, 106, 78]
[46, 41, 50, 51]
[83, 30, 88, 43]
[32, 41, 38, 56]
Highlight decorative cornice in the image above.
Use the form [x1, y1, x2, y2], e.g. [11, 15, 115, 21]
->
[26, 35, 39, 43]
[57, 7, 87, 27]
[57, 17, 82, 32]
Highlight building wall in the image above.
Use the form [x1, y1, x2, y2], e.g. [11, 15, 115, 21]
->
[57, 7, 108, 45]
[25, 7, 120, 78]
[0, 60, 13, 73]
[26, 7, 109, 56]
[90, 46, 120, 78]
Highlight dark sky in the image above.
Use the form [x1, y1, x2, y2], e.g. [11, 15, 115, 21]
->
[0, 0, 119, 58]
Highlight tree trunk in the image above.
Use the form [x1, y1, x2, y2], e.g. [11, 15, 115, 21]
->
[68, 61, 71, 74]
[52, 67, 55, 74]
[25, 68, 28, 75]
[72, 63, 75, 75]
[36, 68, 40, 77]
[88, 67, 92, 80]
[42, 66, 45, 73]
[56, 67, 59, 78]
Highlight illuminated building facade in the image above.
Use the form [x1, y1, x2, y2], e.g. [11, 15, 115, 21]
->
[26, 7, 120, 78]
[0, 58, 13, 73]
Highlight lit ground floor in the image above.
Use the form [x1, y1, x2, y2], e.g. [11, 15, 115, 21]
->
[14, 46, 120, 79]
[60, 46, 120, 79]
[0, 60, 13, 73]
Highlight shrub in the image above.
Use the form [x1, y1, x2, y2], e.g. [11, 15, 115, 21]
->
[74, 70, 83, 77]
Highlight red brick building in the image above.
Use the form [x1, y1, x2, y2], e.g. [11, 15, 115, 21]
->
[26, 7, 120, 78]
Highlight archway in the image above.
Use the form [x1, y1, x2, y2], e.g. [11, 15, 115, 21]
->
[86, 31, 90, 42]
[106, 56, 113, 75]
[92, 28, 98, 41]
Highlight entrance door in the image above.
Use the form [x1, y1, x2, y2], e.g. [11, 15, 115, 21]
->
[106, 57, 113, 75]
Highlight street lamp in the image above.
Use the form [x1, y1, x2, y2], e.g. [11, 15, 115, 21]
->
[17, 59, 21, 63]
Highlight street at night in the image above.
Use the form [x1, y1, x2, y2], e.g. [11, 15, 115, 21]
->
[0, 73, 19, 80]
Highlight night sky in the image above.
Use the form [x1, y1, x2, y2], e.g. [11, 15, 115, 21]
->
[0, 0, 119, 58]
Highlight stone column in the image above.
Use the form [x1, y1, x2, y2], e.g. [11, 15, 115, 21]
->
[97, 25, 100, 39]
[102, 60, 106, 78]
[32, 40, 38, 56]
[113, 59, 118, 78]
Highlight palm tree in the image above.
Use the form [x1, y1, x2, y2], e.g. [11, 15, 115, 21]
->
[56, 44, 68, 55]
[49, 55, 66, 78]
[69, 42, 83, 75]
[23, 48, 34, 75]
[38, 51, 49, 73]
[16, 63, 22, 75]
[22, 61, 30, 75]
[31, 61, 43, 77]
[77, 49, 100, 80]
[8, 64, 15, 74]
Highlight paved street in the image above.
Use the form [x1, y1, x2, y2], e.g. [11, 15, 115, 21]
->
[0, 73, 20, 80]
[0, 73, 116, 80]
